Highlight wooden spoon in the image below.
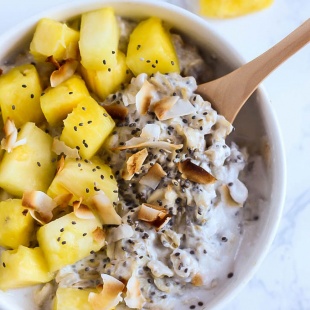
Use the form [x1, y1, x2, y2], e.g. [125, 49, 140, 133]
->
[196, 18, 310, 123]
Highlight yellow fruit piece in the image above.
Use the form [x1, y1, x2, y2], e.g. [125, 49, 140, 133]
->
[0, 199, 34, 249]
[53, 287, 96, 310]
[0, 64, 44, 128]
[37, 212, 105, 272]
[0, 122, 57, 197]
[81, 51, 131, 100]
[79, 8, 119, 70]
[60, 97, 115, 159]
[30, 18, 80, 61]
[40, 75, 90, 126]
[126, 17, 180, 76]
[0, 246, 54, 291]
[47, 157, 118, 204]
[199, 0, 274, 18]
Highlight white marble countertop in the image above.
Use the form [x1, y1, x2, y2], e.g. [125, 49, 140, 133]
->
[0, 1, 309, 309]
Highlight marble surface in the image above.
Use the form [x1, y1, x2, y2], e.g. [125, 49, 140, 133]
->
[0, 0, 309, 309]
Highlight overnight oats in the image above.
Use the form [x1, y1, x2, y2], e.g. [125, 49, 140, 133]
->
[0, 6, 260, 310]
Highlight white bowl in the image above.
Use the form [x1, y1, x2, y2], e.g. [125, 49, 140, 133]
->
[0, 1, 286, 309]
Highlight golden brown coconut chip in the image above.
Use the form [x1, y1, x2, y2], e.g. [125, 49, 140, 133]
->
[122, 148, 148, 180]
[139, 163, 167, 190]
[88, 274, 125, 310]
[45, 55, 61, 69]
[92, 227, 106, 244]
[56, 155, 65, 175]
[192, 273, 204, 286]
[218, 183, 247, 207]
[53, 193, 73, 209]
[136, 79, 156, 115]
[153, 96, 179, 120]
[52, 138, 80, 159]
[22, 191, 57, 225]
[50, 59, 79, 87]
[124, 273, 146, 309]
[102, 104, 128, 120]
[178, 159, 216, 184]
[1, 118, 26, 153]
[87, 192, 122, 225]
[73, 198, 96, 220]
[138, 203, 171, 231]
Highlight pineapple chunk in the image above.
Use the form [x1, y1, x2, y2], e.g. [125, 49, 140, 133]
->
[0, 199, 34, 249]
[81, 51, 131, 100]
[0, 122, 57, 197]
[53, 287, 96, 310]
[30, 18, 80, 61]
[40, 75, 90, 126]
[60, 97, 115, 159]
[79, 8, 119, 70]
[0, 64, 44, 128]
[0, 246, 54, 291]
[126, 17, 180, 76]
[37, 212, 105, 272]
[199, 0, 274, 18]
[47, 157, 118, 204]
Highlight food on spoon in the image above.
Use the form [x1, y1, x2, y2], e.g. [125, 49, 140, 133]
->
[37, 212, 105, 272]
[0, 64, 44, 127]
[0, 122, 57, 196]
[126, 17, 180, 76]
[0, 245, 54, 290]
[60, 97, 115, 159]
[81, 51, 131, 100]
[40, 75, 90, 126]
[79, 8, 119, 70]
[30, 18, 79, 61]
[199, 0, 274, 18]
[0, 199, 34, 249]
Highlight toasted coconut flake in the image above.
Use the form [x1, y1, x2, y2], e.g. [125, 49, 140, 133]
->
[46, 55, 61, 69]
[102, 104, 128, 120]
[218, 185, 241, 208]
[88, 274, 124, 310]
[138, 203, 171, 231]
[52, 138, 80, 159]
[22, 191, 57, 225]
[107, 224, 134, 244]
[136, 80, 156, 115]
[192, 273, 204, 286]
[73, 198, 95, 219]
[50, 59, 78, 87]
[1, 118, 26, 153]
[227, 179, 248, 205]
[56, 156, 65, 174]
[140, 163, 167, 190]
[178, 159, 216, 184]
[160, 98, 196, 120]
[87, 192, 122, 225]
[122, 148, 148, 180]
[153, 96, 179, 120]
[53, 193, 73, 209]
[92, 227, 106, 244]
[124, 273, 146, 309]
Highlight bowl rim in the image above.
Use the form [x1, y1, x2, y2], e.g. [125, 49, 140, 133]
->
[0, 1, 286, 309]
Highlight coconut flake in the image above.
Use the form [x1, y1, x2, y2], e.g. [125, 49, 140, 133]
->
[135, 80, 156, 115]
[124, 273, 146, 309]
[159, 98, 196, 120]
[73, 198, 96, 220]
[228, 179, 248, 205]
[139, 163, 166, 190]
[122, 148, 148, 180]
[1, 118, 26, 153]
[53, 193, 73, 209]
[50, 59, 78, 87]
[153, 96, 179, 120]
[52, 138, 80, 159]
[106, 224, 134, 244]
[22, 191, 57, 225]
[102, 104, 128, 120]
[88, 274, 124, 310]
[140, 124, 160, 140]
[147, 260, 174, 278]
[178, 159, 216, 184]
[92, 227, 106, 244]
[87, 192, 122, 225]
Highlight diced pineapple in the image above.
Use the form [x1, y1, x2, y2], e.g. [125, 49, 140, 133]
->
[37, 212, 105, 272]
[0, 246, 54, 291]
[126, 17, 180, 76]
[30, 18, 80, 61]
[53, 287, 96, 310]
[0, 199, 34, 249]
[47, 157, 118, 204]
[0, 122, 57, 197]
[199, 0, 274, 18]
[79, 8, 119, 70]
[40, 75, 90, 126]
[81, 51, 131, 100]
[60, 97, 115, 159]
[0, 64, 44, 128]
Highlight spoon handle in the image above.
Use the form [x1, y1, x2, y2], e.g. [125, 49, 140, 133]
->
[197, 18, 310, 123]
